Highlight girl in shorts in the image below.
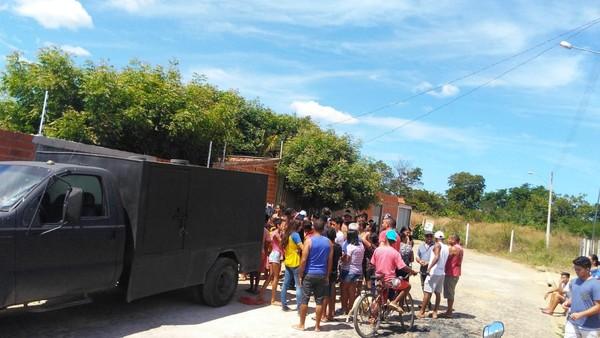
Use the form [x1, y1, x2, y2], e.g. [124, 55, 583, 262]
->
[258, 219, 285, 304]
[340, 229, 365, 314]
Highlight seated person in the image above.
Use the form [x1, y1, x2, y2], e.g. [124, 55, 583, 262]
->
[542, 272, 570, 315]
[371, 230, 417, 313]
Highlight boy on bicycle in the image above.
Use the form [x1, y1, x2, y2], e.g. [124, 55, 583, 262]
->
[371, 230, 418, 313]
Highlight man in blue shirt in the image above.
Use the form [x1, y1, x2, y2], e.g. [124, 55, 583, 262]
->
[293, 219, 333, 332]
[564, 256, 600, 338]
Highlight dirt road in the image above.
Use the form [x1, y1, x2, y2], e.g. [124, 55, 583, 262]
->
[0, 248, 560, 337]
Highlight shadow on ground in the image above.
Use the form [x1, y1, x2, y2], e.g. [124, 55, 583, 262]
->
[0, 285, 268, 338]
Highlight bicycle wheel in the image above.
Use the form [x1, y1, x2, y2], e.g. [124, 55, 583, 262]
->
[353, 293, 380, 338]
[399, 293, 415, 329]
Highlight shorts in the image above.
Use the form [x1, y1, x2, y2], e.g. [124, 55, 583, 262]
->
[268, 251, 281, 264]
[301, 274, 328, 305]
[339, 270, 349, 282]
[342, 272, 362, 283]
[565, 320, 600, 338]
[383, 278, 410, 302]
[323, 277, 336, 297]
[423, 274, 444, 294]
[443, 276, 459, 300]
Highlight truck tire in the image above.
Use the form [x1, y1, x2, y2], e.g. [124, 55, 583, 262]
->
[201, 257, 238, 307]
[191, 284, 205, 304]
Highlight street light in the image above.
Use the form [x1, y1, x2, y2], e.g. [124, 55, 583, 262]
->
[528, 171, 553, 249]
[560, 40, 600, 55]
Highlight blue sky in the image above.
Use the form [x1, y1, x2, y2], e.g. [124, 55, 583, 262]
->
[1, 0, 600, 200]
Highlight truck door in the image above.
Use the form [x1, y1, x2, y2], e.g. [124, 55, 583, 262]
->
[141, 166, 188, 254]
[14, 173, 119, 303]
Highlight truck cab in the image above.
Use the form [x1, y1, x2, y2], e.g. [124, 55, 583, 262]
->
[0, 161, 125, 309]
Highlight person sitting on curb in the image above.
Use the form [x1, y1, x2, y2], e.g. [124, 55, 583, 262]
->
[542, 272, 570, 315]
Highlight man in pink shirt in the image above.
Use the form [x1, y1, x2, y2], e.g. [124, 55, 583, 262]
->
[443, 234, 463, 318]
[371, 230, 417, 312]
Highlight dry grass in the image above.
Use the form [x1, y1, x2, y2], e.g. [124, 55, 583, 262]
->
[412, 213, 580, 272]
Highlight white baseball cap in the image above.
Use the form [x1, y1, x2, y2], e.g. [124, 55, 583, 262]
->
[434, 231, 445, 239]
[348, 222, 359, 231]
[299, 210, 307, 216]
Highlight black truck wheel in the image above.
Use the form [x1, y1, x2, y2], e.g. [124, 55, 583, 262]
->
[201, 257, 238, 307]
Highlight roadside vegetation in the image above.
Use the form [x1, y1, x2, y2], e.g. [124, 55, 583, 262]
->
[412, 213, 580, 271]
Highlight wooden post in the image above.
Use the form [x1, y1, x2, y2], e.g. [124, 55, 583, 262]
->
[465, 223, 470, 248]
[509, 229, 514, 253]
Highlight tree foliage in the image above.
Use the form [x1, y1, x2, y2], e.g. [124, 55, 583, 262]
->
[0, 48, 314, 164]
[278, 128, 380, 210]
[1, 48, 382, 210]
[375, 160, 423, 197]
[446, 171, 486, 211]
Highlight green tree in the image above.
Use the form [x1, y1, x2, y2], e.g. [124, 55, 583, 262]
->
[278, 128, 380, 210]
[373, 160, 423, 197]
[446, 171, 486, 211]
[0, 48, 311, 165]
[392, 160, 423, 197]
[406, 189, 447, 215]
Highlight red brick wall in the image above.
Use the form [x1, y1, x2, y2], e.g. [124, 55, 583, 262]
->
[223, 158, 279, 204]
[364, 192, 407, 222]
[0, 129, 35, 161]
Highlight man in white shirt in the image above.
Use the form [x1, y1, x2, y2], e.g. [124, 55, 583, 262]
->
[417, 231, 449, 319]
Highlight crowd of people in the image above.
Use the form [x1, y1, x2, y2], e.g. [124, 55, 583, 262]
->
[247, 205, 464, 332]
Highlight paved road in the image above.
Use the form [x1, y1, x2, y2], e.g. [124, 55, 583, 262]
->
[0, 247, 558, 338]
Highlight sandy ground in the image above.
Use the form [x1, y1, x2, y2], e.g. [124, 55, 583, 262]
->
[0, 247, 561, 338]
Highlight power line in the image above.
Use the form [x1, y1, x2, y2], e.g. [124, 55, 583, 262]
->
[364, 19, 600, 144]
[328, 16, 600, 127]
[552, 46, 600, 173]
[365, 45, 556, 143]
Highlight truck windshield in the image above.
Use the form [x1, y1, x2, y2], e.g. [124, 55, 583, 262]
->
[0, 165, 50, 211]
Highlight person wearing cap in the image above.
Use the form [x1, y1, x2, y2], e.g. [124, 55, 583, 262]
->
[417, 230, 435, 291]
[418, 230, 449, 319]
[371, 230, 418, 314]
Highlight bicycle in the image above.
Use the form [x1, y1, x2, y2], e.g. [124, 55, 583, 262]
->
[353, 275, 415, 338]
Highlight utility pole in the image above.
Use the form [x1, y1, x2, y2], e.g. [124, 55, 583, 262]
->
[545, 171, 553, 249]
[36, 91, 49, 136]
[592, 188, 600, 253]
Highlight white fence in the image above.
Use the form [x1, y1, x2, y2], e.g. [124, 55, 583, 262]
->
[580, 238, 600, 257]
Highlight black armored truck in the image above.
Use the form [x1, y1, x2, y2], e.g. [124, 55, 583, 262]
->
[0, 151, 266, 310]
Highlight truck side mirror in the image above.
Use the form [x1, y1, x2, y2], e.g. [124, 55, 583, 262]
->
[64, 187, 83, 224]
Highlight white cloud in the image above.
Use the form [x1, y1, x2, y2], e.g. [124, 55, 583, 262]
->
[60, 44, 90, 56]
[192, 66, 373, 112]
[501, 54, 583, 89]
[361, 116, 485, 151]
[415, 81, 460, 98]
[13, 0, 92, 30]
[290, 101, 358, 125]
[0, 3, 9, 11]
[107, 0, 155, 13]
